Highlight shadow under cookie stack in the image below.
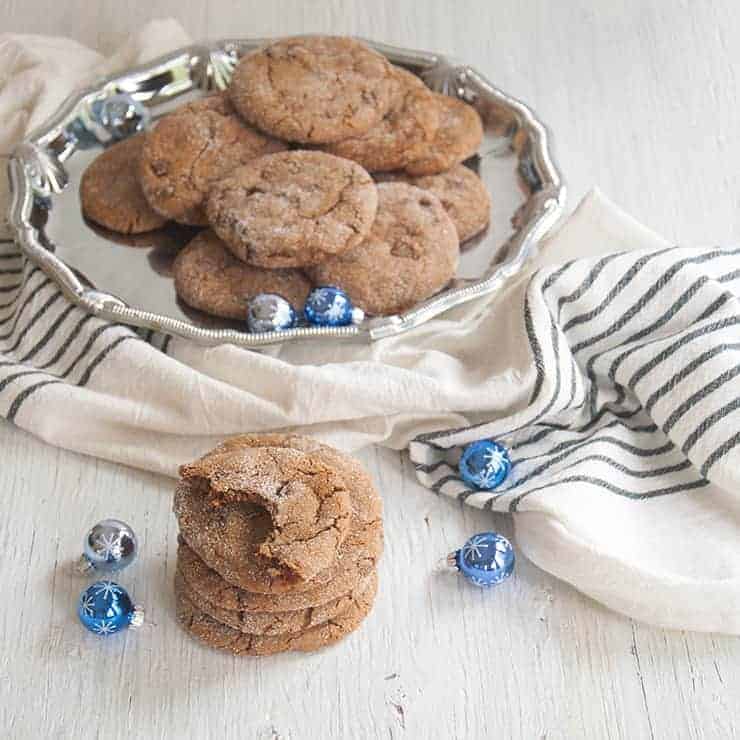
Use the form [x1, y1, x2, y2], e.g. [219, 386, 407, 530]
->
[80, 35, 492, 323]
[172, 434, 383, 655]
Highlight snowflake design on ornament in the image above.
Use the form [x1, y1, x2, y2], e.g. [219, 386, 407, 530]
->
[462, 535, 490, 561]
[93, 581, 121, 600]
[484, 446, 508, 473]
[325, 298, 347, 322]
[93, 620, 117, 635]
[80, 593, 95, 617]
[473, 466, 506, 489]
[95, 532, 122, 562]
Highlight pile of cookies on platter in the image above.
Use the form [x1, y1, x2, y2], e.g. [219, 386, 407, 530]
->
[80, 35, 491, 320]
[172, 434, 383, 655]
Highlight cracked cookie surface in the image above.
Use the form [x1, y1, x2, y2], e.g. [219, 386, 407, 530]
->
[206, 150, 378, 268]
[307, 182, 459, 316]
[80, 135, 168, 234]
[139, 93, 285, 226]
[228, 36, 396, 144]
[175, 568, 377, 655]
[405, 94, 484, 176]
[174, 434, 383, 595]
[324, 67, 440, 172]
[178, 443, 352, 585]
[386, 165, 491, 242]
[178, 559, 377, 636]
[173, 230, 310, 320]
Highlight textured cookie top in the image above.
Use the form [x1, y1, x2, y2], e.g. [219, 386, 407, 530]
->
[80, 135, 168, 234]
[324, 67, 440, 172]
[392, 165, 491, 242]
[405, 94, 484, 176]
[139, 93, 285, 226]
[179, 444, 352, 583]
[206, 150, 378, 268]
[173, 230, 310, 320]
[174, 434, 383, 595]
[308, 182, 459, 316]
[228, 36, 396, 144]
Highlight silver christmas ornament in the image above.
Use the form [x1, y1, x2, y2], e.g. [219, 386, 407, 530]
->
[247, 293, 297, 333]
[76, 519, 138, 575]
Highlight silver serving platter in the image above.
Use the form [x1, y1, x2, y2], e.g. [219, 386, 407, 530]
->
[7, 38, 565, 348]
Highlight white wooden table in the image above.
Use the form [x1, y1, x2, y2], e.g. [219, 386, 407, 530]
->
[2, 2, 740, 738]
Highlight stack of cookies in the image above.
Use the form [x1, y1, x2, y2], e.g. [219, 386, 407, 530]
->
[172, 434, 383, 655]
[80, 35, 492, 319]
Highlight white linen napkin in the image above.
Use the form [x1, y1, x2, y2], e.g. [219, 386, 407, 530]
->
[2, 22, 739, 634]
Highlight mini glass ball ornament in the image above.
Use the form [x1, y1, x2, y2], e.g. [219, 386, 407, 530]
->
[76, 519, 138, 575]
[93, 94, 151, 140]
[458, 439, 511, 490]
[77, 581, 144, 636]
[247, 293, 297, 333]
[447, 531, 515, 588]
[303, 286, 364, 327]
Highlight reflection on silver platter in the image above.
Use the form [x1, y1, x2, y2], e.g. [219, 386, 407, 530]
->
[7, 38, 565, 348]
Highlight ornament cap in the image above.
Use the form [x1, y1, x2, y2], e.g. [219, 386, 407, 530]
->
[74, 554, 95, 575]
[351, 306, 365, 325]
[129, 605, 145, 629]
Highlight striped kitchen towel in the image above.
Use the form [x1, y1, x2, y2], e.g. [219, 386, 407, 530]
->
[410, 244, 740, 633]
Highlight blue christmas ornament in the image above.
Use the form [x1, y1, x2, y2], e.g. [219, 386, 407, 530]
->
[447, 532, 515, 588]
[94, 94, 151, 140]
[458, 439, 511, 490]
[303, 286, 364, 327]
[76, 519, 138, 574]
[77, 581, 144, 636]
[247, 293, 297, 332]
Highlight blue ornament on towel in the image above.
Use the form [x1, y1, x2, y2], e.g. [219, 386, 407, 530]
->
[304, 286, 364, 327]
[76, 519, 138, 574]
[458, 439, 511, 490]
[78, 581, 144, 636]
[247, 293, 297, 333]
[447, 532, 515, 588]
[94, 94, 151, 140]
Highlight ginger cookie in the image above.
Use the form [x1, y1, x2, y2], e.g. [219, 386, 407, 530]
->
[405, 94, 484, 176]
[139, 93, 285, 226]
[178, 443, 352, 584]
[174, 434, 383, 595]
[389, 165, 491, 242]
[173, 230, 310, 320]
[206, 150, 378, 268]
[307, 182, 459, 316]
[80, 135, 168, 234]
[175, 569, 377, 655]
[228, 36, 396, 144]
[178, 558, 377, 636]
[176, 535, 379, 614]
[323, 67, 439, 172]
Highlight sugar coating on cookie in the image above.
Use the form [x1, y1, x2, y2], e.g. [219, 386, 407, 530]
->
[80, 135, 168, 234]
[174, 434, 383, 595]
[175, 568, 377, 655]
[228, 36, 397, 144]
[179, 444, 352, 583]
[392, 165, 491, 242]
[206, 150, 378, 268]
[405, 94, 484, 176]
[173, 230, 310, 320]
[324, 67, 440, 172]
[179, 558, 377, 636]
[308, 182, 459, 316]
[139, 93, 286, 226]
